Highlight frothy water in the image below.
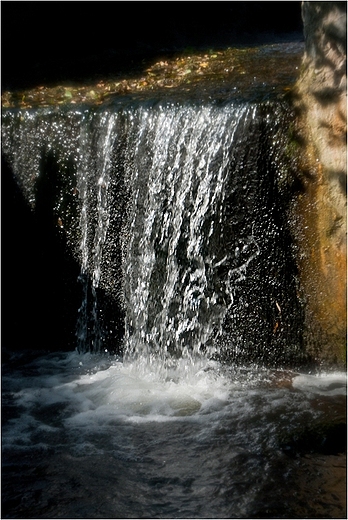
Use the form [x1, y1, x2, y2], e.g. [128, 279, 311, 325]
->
[58, 357, 232, 424]
[292, 372, 347, 396]
[2, 351, 346, 518]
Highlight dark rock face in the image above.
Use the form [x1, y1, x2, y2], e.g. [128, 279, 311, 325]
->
[292, 2, 347, 365]
[2, 155, 82, 354]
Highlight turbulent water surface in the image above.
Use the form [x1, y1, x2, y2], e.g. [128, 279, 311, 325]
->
[2, 351, 346, 518]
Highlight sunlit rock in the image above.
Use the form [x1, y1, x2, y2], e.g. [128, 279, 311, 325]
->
[292, 1, 347, 365]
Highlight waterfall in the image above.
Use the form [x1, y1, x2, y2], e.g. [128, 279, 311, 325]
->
[2, 100, 346, 520]
[123, 103, 252, 366]
[2, 99, 304, 367]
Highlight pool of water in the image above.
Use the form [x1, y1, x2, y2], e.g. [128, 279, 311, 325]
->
[2, 350, 346, 518]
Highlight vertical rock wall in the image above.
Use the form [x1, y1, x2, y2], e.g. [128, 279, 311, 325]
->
[293, 1, 346, 365]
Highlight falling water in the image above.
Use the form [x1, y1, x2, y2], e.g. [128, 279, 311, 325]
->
[2, 99, 304, 368]
[75, 112, 119, 353]
[123, 103, 254, 367]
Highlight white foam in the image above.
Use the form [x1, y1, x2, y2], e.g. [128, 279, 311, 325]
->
[292, 372, 347, 396]
[64, 357, 232, 425]
[5, 352, 336, 458]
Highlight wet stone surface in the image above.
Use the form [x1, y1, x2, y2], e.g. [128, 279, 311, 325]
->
[2, 42, 304, 108]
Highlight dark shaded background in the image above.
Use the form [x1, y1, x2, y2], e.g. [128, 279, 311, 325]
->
[2, 1, 304, 355]
[2, 1, 303, 90]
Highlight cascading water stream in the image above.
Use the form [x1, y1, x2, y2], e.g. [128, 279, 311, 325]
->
[76, 112, 119, 353]
[122, 103, 255, 370]
[2, 99, 304, 369]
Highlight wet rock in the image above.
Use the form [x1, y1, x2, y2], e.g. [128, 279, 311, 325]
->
[292, 1, 347, 366]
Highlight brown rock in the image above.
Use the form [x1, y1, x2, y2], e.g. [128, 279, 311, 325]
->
[292, 2, 347, 365]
